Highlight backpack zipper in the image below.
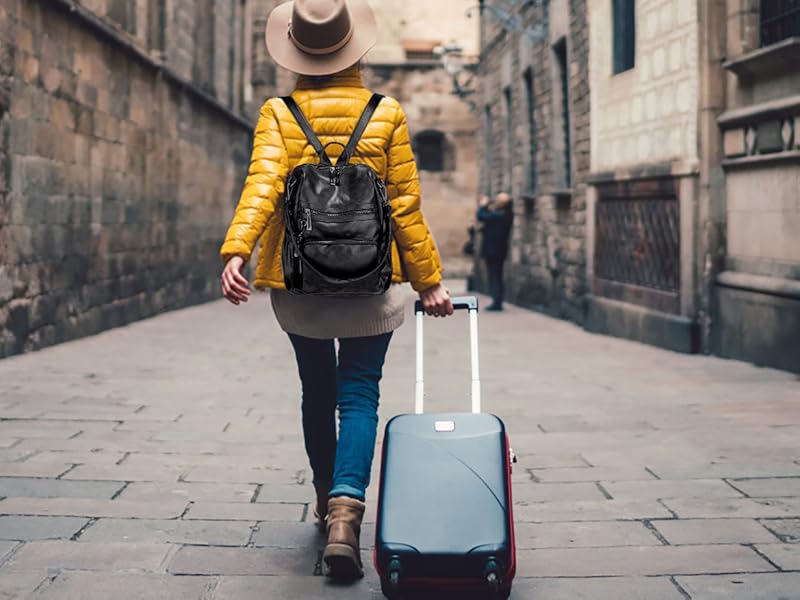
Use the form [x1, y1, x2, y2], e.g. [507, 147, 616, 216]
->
[304, 208, 312, 232]
[310, 208, 374, 216]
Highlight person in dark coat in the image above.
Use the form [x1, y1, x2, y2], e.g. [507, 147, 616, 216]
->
[477, 192, 514, 311]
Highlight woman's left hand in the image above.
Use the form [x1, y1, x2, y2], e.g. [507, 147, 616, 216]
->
[419, 283, 454, 318]
[221, 256, 251, 305]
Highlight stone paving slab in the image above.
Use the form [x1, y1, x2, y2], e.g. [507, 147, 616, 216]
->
[120, 452, 307, 471]
[168, 546, 315, 576]
[532, 465, 657, 482]
[513, 576, 685, 599]
[0, 541, 18, 562]
[29, 572, 216, 599]
[61, 464, 186, 482]
[514, 520, 662, 548]
[649, 463, 800, 480]
[729, 477, 800, 498]
[0, 570, 49, 598]
[510, 482, 606, 503]
[676, 573, 800, 599]
[250, 522, 322, 548]
[602, 479, 744, 500]
[754, 543, 800, 570]
[183, 465, 301, 485]
[0, 477, 124, 499]
[759, 518, 800, 543]
[2, 541, 173, 572]
[0, 463, 72, 478]
[516, 545, 774, 577]
[253, 484, 319, 504]
[0, 497, 188, 519]
[507, 452, 587, 469]
[514, 498, 673, 522]
[663, 497, 800, 519]
[77, 518, 254, 546]
[23, 450, 128, 467]
[650, 518, 780, 545]
[0, 516, 89, 541]
[184, 502, 304, 522]
[0, 448, 38, 462]
[212, 575, 382, 599]
[117, 481, 257, 504]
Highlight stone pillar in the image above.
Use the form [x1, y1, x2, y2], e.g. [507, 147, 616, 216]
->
[696, 0, 727, 353]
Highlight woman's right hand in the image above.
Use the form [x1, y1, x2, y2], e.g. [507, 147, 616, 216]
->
[419, 283, 454, 318]
[221, 256, 251, 305]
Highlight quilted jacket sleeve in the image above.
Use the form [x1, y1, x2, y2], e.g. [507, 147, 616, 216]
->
[386, 103, 443, 292]
[220, 100, 289, 263]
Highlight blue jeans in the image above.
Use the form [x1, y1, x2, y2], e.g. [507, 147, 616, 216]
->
[288, 332, 393, 502]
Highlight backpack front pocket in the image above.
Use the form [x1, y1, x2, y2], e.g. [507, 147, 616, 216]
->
[302, 240, 379, 279]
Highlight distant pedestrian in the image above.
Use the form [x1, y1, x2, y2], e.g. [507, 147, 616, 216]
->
[218, 0, 453, 582]
[477, 192, 514, 311]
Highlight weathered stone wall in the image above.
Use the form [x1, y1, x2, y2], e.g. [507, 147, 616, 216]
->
[477, 0, 590, 322]
[0, 0, 252, 358]
[589, 0, 699, 171]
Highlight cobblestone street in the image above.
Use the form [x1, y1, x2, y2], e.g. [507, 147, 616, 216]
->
[0, 283, 799, 599]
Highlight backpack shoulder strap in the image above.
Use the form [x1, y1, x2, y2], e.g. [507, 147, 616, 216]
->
[339, 93, 384, 165]
[281, 96, 332, 166]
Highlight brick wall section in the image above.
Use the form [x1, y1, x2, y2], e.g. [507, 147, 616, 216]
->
[0, 0, 252, 357]
[477, 0, 590, 322]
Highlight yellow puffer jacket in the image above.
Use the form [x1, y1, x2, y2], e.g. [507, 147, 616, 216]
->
[220, 67, 443, 292]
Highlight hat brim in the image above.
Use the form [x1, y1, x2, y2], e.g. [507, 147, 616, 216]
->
[266, 0, 377, 76]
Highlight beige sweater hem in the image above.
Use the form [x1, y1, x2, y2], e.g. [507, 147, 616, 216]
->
[269, 284, 407, 339]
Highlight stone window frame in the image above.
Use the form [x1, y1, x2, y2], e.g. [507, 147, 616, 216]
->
[192, 0, 216, 94]
[147, 0, 166, 57]
[483, 104, 495, 196]
[412, 130, 455, 173]
[502, 86, 513, 190]
[551, 36, 572, 192]
[522, 67, 537, 197]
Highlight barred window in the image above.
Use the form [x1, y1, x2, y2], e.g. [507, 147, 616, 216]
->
[761, 0, 800, 47]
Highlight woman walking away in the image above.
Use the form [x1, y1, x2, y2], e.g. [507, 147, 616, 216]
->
[219, 0, 453, 582]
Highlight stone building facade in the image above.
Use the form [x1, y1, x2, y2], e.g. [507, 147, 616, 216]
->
[587, 0, 799, 372]
[247, 0, 481, 271]
[714, 0, 800, 372]
[479, 0, 797, 373]
[477, 0, 591, 322]
[0, 0, 253, 357]
[585, 0, 704, 353]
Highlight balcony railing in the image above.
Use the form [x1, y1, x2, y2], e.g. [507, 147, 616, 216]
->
[761, 0, 800, 46]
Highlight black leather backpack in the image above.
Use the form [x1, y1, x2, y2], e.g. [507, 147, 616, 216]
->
[281, 94, 393, 296]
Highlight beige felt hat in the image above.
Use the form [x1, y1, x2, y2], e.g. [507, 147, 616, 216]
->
[265, 0, 377, 76]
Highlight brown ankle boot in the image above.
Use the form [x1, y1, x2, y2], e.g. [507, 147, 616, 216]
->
[323, 496, 365, 580]
[312, 484, 330, 533]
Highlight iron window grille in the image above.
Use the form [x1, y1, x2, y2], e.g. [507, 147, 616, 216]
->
[761, 0, 800, 46]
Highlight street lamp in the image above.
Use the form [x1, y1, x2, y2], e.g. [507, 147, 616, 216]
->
[434, 42, 477, 108]
[439, 1, 547, 108]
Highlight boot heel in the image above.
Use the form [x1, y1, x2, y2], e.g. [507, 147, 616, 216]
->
[323, 543, 364, 579]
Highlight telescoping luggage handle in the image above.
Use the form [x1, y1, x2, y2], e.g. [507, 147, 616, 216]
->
[413, 296, 480, 415]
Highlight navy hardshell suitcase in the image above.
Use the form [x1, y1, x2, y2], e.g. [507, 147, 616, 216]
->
[374, 296, 516, 599]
